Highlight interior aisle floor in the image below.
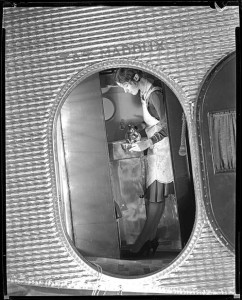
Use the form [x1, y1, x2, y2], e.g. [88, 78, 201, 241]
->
[87, 251, 180, 277]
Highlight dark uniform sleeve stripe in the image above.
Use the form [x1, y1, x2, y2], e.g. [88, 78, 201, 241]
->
[150, 129, 167, 145]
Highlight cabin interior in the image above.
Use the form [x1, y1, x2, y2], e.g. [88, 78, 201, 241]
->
[56, 69, 197, 276]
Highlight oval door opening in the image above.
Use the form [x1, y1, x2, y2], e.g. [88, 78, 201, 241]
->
[197, 52, 236, 252]
[56, 69, 196, 277]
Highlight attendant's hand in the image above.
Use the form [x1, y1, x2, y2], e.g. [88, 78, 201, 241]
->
[129, 139, 153, 152]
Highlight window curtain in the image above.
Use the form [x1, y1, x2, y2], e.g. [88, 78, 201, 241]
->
[208, 111, 236, 173]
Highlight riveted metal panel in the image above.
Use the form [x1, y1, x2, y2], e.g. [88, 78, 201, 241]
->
[4, 5, 238, 295]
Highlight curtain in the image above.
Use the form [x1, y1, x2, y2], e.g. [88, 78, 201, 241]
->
[208, 111, 236, 173]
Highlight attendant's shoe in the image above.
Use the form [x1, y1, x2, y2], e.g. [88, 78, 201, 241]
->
[135, 240, 152, 258]
[121, 240, 151, 259]
[150, 238, 159, 255]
